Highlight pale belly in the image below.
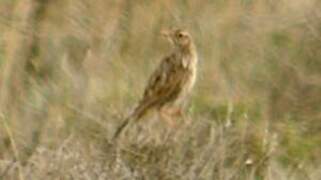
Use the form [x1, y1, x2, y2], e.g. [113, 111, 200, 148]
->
[175, 66, 197, 106]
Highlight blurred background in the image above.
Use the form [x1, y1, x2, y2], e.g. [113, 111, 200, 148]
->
[0, 0, 320, 179]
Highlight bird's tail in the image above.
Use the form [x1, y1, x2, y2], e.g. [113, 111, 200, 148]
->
[112, 102, 150, 141]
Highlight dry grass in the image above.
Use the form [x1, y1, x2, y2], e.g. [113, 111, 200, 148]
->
[0, 0, 320, 179]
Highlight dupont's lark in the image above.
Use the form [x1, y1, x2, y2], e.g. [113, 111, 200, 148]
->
[113, 28, 198, 140]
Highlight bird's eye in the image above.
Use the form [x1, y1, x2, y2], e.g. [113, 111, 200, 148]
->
[178, 33, 184, 38]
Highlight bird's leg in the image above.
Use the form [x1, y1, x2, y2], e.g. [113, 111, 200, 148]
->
[167, 107, 192, 126]
[159, 107, 176, 127]
[169, 107, 184, 118]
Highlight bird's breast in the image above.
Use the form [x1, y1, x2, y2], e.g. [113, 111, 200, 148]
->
[181, 55, 197, 95]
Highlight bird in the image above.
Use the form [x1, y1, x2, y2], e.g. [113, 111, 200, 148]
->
[112, 28, 198, 141]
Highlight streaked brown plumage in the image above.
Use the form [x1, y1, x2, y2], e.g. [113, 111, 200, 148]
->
[113, 28, 198, 140]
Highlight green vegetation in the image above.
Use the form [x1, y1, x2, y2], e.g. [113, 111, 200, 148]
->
[0, 0, 320, 179]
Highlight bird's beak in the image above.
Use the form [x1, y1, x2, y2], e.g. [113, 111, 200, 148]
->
[160, 29, 171, 37]
[161, 29, 174, 45]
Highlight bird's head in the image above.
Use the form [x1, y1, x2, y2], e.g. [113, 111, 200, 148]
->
[161, 28, 193, 49]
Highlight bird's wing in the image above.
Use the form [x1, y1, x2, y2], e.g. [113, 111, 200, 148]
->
[140, 55, 188, 108]
[112, 55, 188, 141]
